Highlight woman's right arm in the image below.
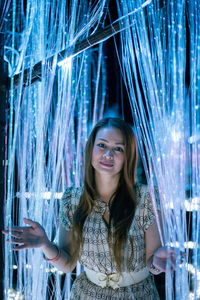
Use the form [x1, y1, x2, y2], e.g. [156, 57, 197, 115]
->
[3, 218, 77, 273]
[41, 224, 77, 273]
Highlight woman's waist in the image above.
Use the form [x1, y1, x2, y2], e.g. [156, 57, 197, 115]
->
[84, 266, 150, 289]
[79, 255, 147, 274]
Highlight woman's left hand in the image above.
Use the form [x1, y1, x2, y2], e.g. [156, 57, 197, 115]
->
[152, 246, 186, 273]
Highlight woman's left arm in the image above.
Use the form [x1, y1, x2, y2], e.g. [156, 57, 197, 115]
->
[145, 213, 180, 275]
[145, 215, 163, 275]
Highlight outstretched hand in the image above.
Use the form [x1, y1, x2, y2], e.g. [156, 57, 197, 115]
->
[2, 218, 50, 251]
[152, 246, 186, 272]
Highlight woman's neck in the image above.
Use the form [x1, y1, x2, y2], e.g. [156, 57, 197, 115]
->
[95, 172, 120, 203]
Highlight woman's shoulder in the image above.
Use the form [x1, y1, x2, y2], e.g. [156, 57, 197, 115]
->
[135, 183, 160, 208]
[59, 186, 83, 230]
[133, 183, 160, 231]
[135, 183, 148, 201]
[61, 186, 83, 205]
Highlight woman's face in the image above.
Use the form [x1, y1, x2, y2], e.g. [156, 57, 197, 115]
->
[91, 127, 125, 177]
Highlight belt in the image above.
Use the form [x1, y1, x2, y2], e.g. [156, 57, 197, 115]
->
[84, 266, 149, 290]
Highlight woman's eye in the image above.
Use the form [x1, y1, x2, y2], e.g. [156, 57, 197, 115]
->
[97, 143, 105, 148]
[115, 147, 124, 152]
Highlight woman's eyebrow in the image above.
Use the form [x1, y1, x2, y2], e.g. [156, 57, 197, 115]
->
[96, 138, 124, 145]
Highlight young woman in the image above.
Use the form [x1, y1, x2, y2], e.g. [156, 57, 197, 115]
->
[3, 118, 178, 299]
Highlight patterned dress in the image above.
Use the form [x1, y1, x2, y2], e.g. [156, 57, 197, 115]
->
[59, 184, 160, 300]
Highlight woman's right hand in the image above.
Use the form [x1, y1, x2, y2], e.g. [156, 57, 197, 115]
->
[2, 218, 50, 251]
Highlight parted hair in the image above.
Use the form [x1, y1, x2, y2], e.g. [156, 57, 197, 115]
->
[71, 118, 138, 272]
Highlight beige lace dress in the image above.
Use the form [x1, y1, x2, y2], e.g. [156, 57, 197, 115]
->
[59, 184, 160, 300]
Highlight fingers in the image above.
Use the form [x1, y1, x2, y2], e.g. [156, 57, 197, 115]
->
[13, 244, 28, 251]
[153, 248, 181, 272]
[169, 248, 186, 259]
[6, 238, 24, 245]
[2, 218, 38, 235]
[154, 255, 182, 273]
[3, 228, 24, 236]
[4, 227, 24, 232]
[168, 258, 176, 271]
[181, 251, 186, 259]
[4, 229, 24, 244]
[3, 227, 27, 245]
[169, 249, 186, 266]
[153, 259, 174, 273]
[2, 228, 25, 245]
[2, 230, 23, 237]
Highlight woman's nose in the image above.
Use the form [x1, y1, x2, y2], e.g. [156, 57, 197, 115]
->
[103, 149, 113, 159]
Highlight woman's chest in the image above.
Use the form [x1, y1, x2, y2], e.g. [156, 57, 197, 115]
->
[82, 212, 145, 249]
[82, 213, 109, 242]
[79, 211, 146, 272]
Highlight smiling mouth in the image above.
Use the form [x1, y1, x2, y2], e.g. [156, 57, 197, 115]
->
[100, 161, 114, 167]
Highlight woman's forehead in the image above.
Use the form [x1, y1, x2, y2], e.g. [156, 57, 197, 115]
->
[95, 127, 124, 144]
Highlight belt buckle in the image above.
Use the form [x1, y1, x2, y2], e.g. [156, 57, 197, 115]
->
[97, 273, 120, 290]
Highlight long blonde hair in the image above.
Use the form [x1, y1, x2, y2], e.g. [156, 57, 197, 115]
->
[71, 118, 138, 272]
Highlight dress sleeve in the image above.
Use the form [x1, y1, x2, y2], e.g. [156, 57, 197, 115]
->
[59, 187, 82, 230]
[137, 185, 160, 232]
